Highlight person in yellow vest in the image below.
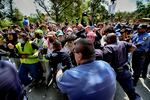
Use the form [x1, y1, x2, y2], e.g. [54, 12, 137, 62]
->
[8, 33, 43, 86]
[33, 29, 45, 48]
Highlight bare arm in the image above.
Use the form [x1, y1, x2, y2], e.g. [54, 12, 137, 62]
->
[128, 44, 137, 53]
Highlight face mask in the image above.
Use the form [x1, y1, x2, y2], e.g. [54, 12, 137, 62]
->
[67, 32, 72, 35]
[36, 34, 42, 39]
[18, 38, 25, 44]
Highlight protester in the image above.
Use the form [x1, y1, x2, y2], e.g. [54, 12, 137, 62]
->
[45, 40, 73, 86]
[23, 16, 29, 28]
[101, 26, 115, 46]
[0, 15, 150, 100]
[33, 29, 45, 48]
[44, 31, 57, 54]
[0, 61, 25, 100]
[7, 33, 43, 86]
[0, 34, 8, 60]
[56, 39, 116, 100]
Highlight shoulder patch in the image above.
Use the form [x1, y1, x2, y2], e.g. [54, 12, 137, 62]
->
[143, 37, 148, 41]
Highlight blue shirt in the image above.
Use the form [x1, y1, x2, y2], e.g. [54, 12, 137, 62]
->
[132, 32, 150, 52]
[0, 61, 23, 100]
[23, 19, 29, 27]
[57, 60, 116, 100]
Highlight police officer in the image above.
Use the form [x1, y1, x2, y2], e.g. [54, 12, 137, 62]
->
[132, 24, 150, 86]
[103, 33, 142, 100]
[142, 25, 150, 78]
[56, 39, 116, 100]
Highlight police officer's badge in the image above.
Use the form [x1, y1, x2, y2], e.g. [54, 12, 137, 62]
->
[143, 37, 148, 41]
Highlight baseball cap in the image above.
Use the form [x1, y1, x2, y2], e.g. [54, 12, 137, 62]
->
[34, 29, 43, 35]
[56, 30, 64, 36]
[137, 24, 147, 29]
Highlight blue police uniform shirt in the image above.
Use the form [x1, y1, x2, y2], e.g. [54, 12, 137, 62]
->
[57, 60, 116, 100]
[132, 32, 150, 52]
[115, 29, 121, 37]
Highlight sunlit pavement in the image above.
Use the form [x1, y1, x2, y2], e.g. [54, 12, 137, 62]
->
[27, 66, 150, 100]
[115, 77, 150, 100]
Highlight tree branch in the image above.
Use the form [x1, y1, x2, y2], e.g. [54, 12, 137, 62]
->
[58, 1, 72, 15]
[35, 0, 52, 18]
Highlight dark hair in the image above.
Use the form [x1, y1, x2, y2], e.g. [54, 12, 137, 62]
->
[65, 34, 77, 42]
[106, 33, 117, 44]
[74, 39, 95, 60]
[53, 40, 62, 51]
[104, 27, 115, 34]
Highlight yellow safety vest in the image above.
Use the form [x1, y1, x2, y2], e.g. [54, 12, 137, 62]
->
[15, 41, 39, 64]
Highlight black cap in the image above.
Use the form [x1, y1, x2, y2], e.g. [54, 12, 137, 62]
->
[137, 24, 147, 29]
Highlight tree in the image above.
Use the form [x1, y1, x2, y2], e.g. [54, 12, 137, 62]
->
[115, 12, 133, 22]
[88, 0, 109, 24]
[114, 1, 150, 22]
[12, 8, 24, 27]
[60, 0, 82, 23]
[135, 0, 150, 19]
[0, 0, 14, 19]
[136, 0, 145, 13]
[34, 0, 82, 23]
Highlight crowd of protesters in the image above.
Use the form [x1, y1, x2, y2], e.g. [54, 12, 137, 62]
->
[0, 16, 150, 100]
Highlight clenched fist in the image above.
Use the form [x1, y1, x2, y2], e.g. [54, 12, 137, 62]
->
[7, 43, 14, 49]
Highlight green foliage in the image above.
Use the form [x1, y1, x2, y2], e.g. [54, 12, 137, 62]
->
[1, 0, 149, 26]
[0, 0, 24, 27]
[34, 0, 83, 23]
[114, 1, 150, 22]
[0, 19, 12, 28]
[12, 8, 23, 22]
[86, 0, 109, 23]
[10, 8, 24, 27]
[136, 1, 150, 18]
[114, 12, 133, 22]
[29, 14, 39, 23]
[60, 0, 83, 23]
[29, 13, 45, 23]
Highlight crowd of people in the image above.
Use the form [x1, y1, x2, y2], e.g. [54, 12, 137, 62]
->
[0, 17, 150, 100]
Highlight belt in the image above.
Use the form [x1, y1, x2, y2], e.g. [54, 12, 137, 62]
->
[115, 63, 129, 73]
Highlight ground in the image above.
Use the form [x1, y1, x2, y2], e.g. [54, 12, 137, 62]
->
[27, 66, 150, 100]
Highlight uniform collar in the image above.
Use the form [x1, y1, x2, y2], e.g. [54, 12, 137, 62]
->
[81, 59, 94, 65]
